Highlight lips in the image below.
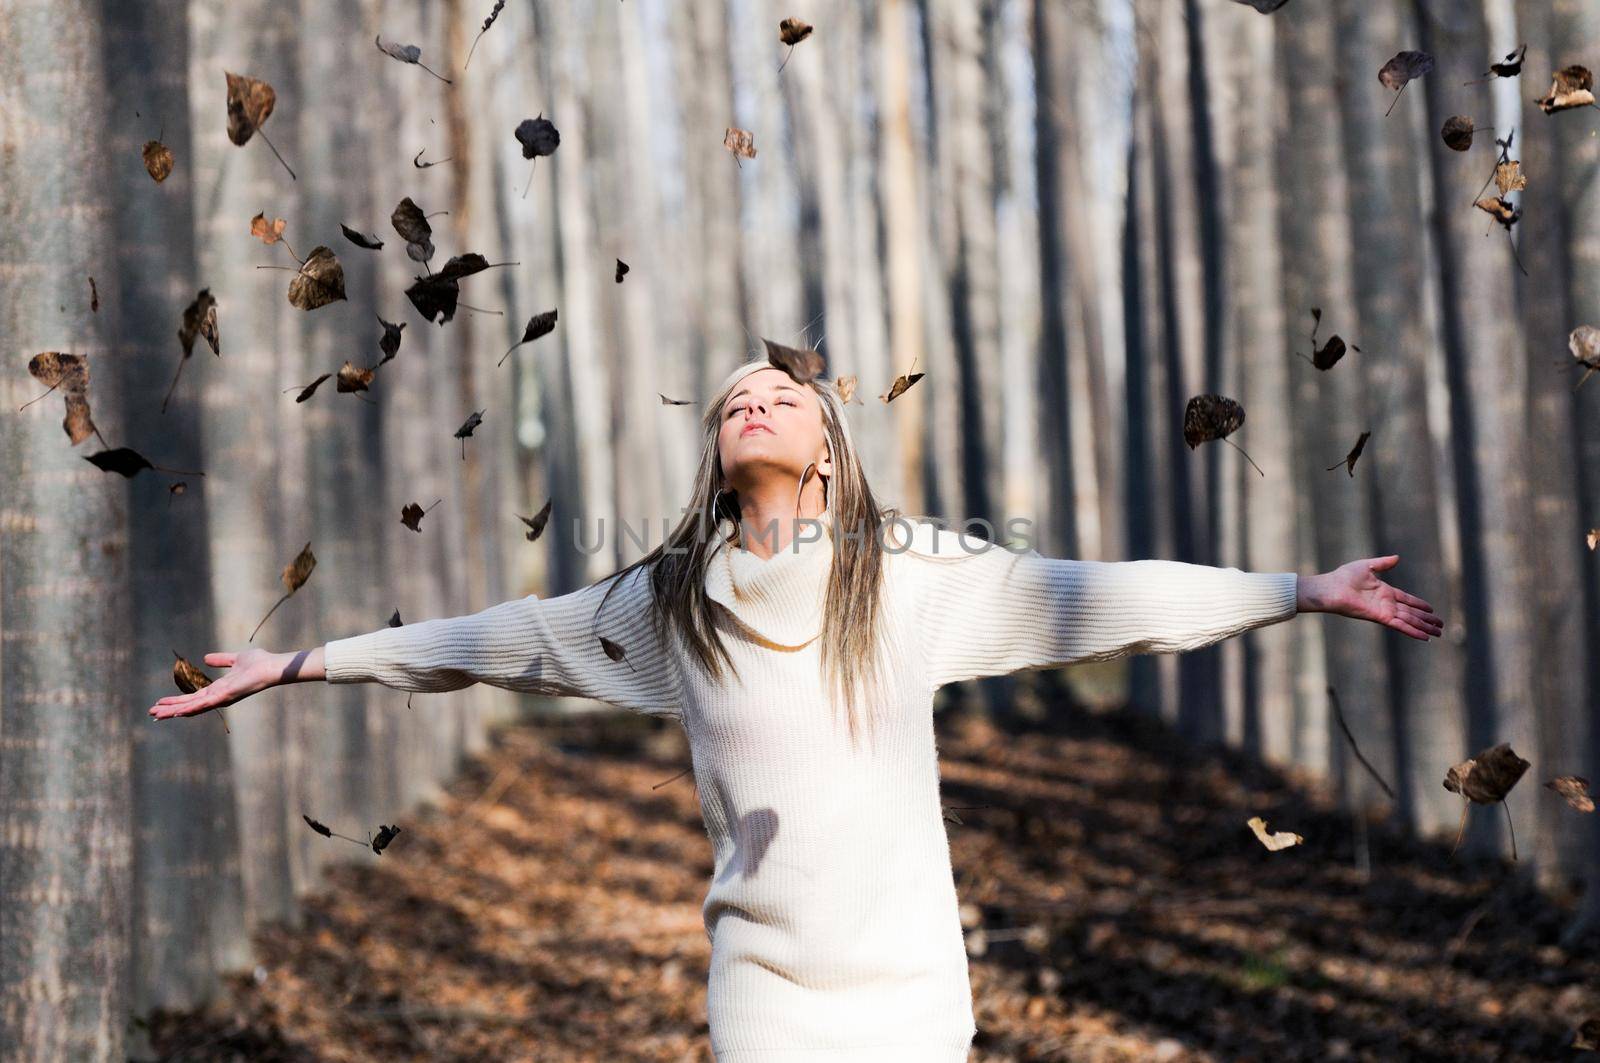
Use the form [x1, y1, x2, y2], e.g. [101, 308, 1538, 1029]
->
[741, 422, 773, 436]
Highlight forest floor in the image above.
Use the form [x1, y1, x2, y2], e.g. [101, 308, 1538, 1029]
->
[145, 686, 1600, 1062]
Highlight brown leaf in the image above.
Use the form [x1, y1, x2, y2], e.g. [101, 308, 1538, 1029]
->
[293, 372, 333, 402]
[519, 498, 552, 542]
[836, 375, 858, 404]
[281, 541, 316, 595]
[27, 352, 99, 446]
[224, 71, 276, 146]
[391, 197, 435, 263]
[83, 447, 155, 478]
[400, 499, 441, 532]
[249, 212, 286, 245]
[880, 369, 925, 404]
[1325, 430, 1371, 476]
[1246, 815, 1303, 851]
[1536, 65, 1597, 114]
[658, 393, 694, 406]
[407, 274, 459, 324]
[1545, 775, 1595, 813]
[615, 258, 629, 283]
[89, 276, 98, 313]
[1587, 528, 1599, 551]
[336, 360, 375, 393]
[287, 246, 346, 310]
[599, 636, 627, 662]
[1474, 195, 1520, 230]
[341, 224, 384, 251]
[375, 34, 451, 83]
[724, 126, 757, 161]
[172, 652, 212, 694]
[1494, 159, 1526, 197]
[1378, 50, 1434, 93]
[779, 17, 814, 46]
[763, 337, 826, 383]
[179, 288, 219, 357]
[1183, 393, 1245, 448]
[499, 309, 557, 366]
[1443, 742, 1530, 804]
[1474, 43, 1526, 82]
[143, 140, 174, 182]
[1311, 335, 1356, 370]
[1440, 115, 1476, 152]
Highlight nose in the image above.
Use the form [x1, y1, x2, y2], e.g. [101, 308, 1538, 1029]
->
[744, 397, 768, 417]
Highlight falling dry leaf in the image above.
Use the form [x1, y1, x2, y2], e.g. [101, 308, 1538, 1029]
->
[1182, 394, 1263, 476]
[413, 147, 452, 169]
[519, 498, 552, 542]
[287, 246, 346, 310]
[599, 636, 627, 662]
[455, 409, 486, 460]
[724, 127, 757, 164]
[659, 393, 694, 405]
[778, 17, 812, 72]
[1576, 1018, 1600, 1052]
[1494, 159, 1526, 196]
[88, 276, 98, 313]
[375, 34, 451, 83]
[763, 337, 825, 383]
[391, 196, 435, 262]
[377, 315, 405, 364]
[1545, 776, 1595, 813]
[400, 499, 442, 532]
[224, 71, 295, 179]
[1325, 430, 1371, 476]
[302, 814, 333, 838]
[880, 366, 925, 404]
[407, 274, 460, 324]
[25, 351, 104, 447]
[371, 824, 402, 854]
[499, 309, 558, 366]
[615, 258, 629, 283]
[465, 0, 506, 70]
[1246, 815, 1303, 851]
[178, 288, 219, 358]
[1441, 115, 1477, 152]
[1569, 325, 1600, 392]
[1536, 65, 1598, 114]
[143, 140, 174, 182]
[173, 651, 229, 732]
[836, 375, 858, 404]
[1588, 528, 1599, 550]
[249, 212, 287, 245]
[293, 373, 333, 403]
[388, 610, 403, 627]
[515, 114, 560, 198]
[1443, 741, 1530, 859]
[250, 541, 316, 642]
[1474, 195, 1520, 229]
[341, 223, 384, 250]
[1379, 50, 1434, 115]
[1466, 43, 1526, 84]
[336, 360, 376, 393]
[81, 446, 199, 479]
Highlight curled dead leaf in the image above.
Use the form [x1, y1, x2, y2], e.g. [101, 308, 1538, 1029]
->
[724, 127, 757, 162]
[1246, 815, 1303, 851]
[1545, 776, 1595, 813]
[143, 140, 174, 182]
[519, 498, 552, 542]
[287, 246, 346, 310]
[1536, 65, 1597, 114]
[763, 337, 825, 383]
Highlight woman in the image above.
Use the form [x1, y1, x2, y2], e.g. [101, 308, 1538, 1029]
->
[148, 357, 1442, 1060]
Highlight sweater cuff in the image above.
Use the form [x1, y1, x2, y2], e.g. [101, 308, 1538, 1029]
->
[1250, 571, 1300, 625]
[322, 631, 389, 684]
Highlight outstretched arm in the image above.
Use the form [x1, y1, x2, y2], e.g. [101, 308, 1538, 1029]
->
[149, 565, 681, 721]
[903, 526, 1299, 689]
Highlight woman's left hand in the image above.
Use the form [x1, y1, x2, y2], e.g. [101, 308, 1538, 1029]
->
[1297, 555, 1444, 642]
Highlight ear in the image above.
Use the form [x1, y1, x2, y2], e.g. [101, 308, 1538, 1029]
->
[818, 449, 833, 477]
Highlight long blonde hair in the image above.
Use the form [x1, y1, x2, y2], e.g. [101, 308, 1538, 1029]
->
[596, 357, 903, 748]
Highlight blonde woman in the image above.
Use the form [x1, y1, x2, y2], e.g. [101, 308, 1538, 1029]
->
[149, 358, 1442, 1061]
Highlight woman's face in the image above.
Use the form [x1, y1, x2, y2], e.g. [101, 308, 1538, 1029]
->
[716, 367, 831, 494]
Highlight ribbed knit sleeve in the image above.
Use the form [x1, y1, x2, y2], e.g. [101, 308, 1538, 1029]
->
[321, 565, 681, 718]
[903, 529, 1299, 689]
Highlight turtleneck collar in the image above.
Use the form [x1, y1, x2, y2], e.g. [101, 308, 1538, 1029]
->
[704, 507, 835, 648]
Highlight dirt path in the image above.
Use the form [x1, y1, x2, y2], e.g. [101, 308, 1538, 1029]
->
[146, 699, 1599, 1062]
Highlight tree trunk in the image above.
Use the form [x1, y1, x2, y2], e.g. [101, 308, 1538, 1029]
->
[0, 2, 133, 1057]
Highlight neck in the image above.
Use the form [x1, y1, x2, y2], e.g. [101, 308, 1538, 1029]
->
[731, 480, 829, 559]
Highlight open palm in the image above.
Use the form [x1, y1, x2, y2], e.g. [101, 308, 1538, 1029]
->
[148, 648, 282, 720]
[1321, 555, 1443, 641]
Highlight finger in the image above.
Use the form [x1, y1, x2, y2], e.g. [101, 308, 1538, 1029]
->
[204, 651, 237, 668]
[1368, 554, 1400, 571]
[1394, 588, 1434, 612]
[1398, 603, 1442, 635]
[1391, 616, 1431, 641]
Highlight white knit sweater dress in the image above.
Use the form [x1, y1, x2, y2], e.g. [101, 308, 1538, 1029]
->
[322, 514, 1300, 1061]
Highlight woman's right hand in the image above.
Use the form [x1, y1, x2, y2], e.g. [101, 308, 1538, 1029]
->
[148, 648, 295, 721]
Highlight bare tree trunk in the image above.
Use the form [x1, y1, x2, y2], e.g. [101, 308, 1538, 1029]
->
[102, 0, 250, 1023]
[0, 2, 133, 1057]
[186, 0, 302, 930]
[1411, 0, 1538, 858]
[1333, 0, 1466, 837]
